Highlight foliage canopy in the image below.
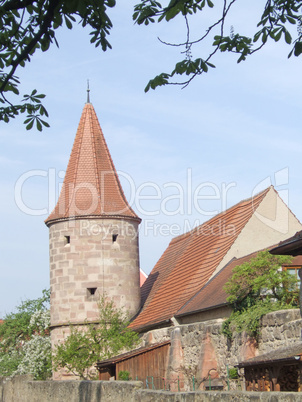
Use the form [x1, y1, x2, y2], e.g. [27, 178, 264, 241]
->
[0, 0, 115, 130]
[133, 0, 302, 91]
[222, 250, 298, 339]
[2, 1, 301, 129]
[0, 289, 51, 379]
[53, 295, 139, 380]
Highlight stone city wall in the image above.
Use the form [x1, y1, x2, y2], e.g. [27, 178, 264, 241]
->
[1, 376, 302, 402]
[1, 310, 300, 400]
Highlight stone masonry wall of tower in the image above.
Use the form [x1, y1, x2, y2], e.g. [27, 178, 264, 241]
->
[49, 218, 141, 326]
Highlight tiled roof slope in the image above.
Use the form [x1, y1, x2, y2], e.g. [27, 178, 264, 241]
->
[46, 103, 140, 225]
[130, 187, 270, 331]
[176, 252, 302, 317]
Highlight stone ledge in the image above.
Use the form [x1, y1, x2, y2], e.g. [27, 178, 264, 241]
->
[2, 376, 302, 402]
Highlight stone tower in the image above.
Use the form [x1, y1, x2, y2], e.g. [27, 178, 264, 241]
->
[45, 99, 141, 377]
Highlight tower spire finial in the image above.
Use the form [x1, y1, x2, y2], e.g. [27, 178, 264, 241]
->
[87, 80, 90, 103]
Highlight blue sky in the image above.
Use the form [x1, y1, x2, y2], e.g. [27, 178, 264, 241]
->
[1, 2, 302, 315]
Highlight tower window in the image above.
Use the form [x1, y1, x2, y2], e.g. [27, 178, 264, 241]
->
[112, 234, 118, 243]
[87, 287, 97, 300]
[64, 236, 70, 245]
[88, 287, 97, 295]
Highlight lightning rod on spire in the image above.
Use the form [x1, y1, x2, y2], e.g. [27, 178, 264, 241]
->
[87, 80, 90, 103]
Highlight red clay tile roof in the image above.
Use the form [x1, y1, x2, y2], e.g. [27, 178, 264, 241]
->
[45, 103, 140, 225]
[176, 252, 302, 317]
[130, 187, 271, 331]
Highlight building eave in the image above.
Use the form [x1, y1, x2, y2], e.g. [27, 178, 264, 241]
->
[45, 214, 141, 227]
[270, 231, 302, 256]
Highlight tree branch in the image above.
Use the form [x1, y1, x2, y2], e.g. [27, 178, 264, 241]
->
[0, 0, 62, 93]
[158, 0, 237, 48]
[1, 0, 36, 12]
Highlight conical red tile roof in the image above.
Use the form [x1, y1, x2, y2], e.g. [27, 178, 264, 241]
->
[45, 103, 140, 225]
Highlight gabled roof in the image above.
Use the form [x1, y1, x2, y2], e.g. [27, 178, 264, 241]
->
[46, 102, 140, 226]
[130, 187, 271, 331]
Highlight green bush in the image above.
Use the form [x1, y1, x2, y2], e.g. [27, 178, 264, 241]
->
[228, 367, 238, 379]
[118, 370, 131, 381]
[222, 251, 297, 340]
[53, 296, 139, 379]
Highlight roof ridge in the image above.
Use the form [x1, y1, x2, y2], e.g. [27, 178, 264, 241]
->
[270, 185, 301, 227]
[89, 104, 138, 217]
[65, 105, 87, 218]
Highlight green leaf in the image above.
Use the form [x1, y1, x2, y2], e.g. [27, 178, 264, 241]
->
[262, 31, 268, 43]
[206, 0, 214, 8]
[294, 41, 302, 56]
[284, 29, 292, 44]
[36, 119, 42, 132]
[35, 94, 46, 99]
[64, 16, 73, 29]
[206, 61, 215, 68]
[200, 60, 208, 72]
[253, 30, 262, 42]
[41, 120, 50, 128]
[165, 6, 181, 21]
[287, 16, 297, 24]
[274, 30, 282, 42]
[25, 119, 34, 130]
[145, 73, 169, 92]
[107, 0, 116, 7]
